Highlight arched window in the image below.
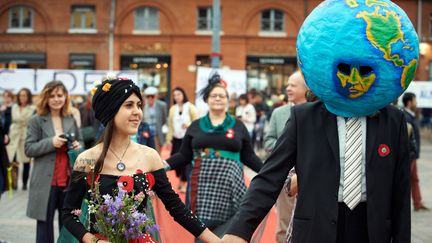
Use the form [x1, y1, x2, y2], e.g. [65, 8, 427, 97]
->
[135, 7, 159, 31]
[261, 9, 284, 32]
[8, 5, 33, 32]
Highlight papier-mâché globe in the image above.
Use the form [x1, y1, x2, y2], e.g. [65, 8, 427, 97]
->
[297, 0, 419, 117]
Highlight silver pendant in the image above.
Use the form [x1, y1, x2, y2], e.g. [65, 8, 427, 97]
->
[116, 161, 126, 171]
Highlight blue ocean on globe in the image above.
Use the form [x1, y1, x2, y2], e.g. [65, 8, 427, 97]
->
[297, 0, 419, 117]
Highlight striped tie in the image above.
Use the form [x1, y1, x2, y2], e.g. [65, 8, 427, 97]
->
[343, 117, 362, 210]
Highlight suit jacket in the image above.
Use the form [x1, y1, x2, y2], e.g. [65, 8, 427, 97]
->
[144, 100, 167, 145]
[264, 104, 292, 151]
[226, 101, 410, 243]
[25, 113, 82, 221]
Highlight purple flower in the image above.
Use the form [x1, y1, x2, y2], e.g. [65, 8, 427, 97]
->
[146, 224, 160, 233]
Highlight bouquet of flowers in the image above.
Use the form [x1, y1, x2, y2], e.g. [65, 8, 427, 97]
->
[87, 176, 159, 243]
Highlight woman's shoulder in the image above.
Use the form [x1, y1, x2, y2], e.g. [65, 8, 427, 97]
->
[132, 143, 164, 171]
[73, 145, 102, 172]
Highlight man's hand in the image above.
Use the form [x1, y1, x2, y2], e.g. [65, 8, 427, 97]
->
[222, 234, 247, 243]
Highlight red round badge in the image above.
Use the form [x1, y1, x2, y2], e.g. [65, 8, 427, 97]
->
[378, 144, 390, 157]
[118, 176, 134, 192]
[226, 129, 235, 139]
[146, 173, 155, 189]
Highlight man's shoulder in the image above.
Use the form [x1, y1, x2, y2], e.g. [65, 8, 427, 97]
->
[294, 101, 323, 113]
[382, 105, 405, 118]
[273, 104, 292, 113]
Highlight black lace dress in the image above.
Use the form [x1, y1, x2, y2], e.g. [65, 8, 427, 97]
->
[62, 168, 206, 241]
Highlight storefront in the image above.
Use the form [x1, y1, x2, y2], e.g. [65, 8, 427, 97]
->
[69, 53, 95, 70]
[246, 56, 296, 95]
[120, 55, 170, 101]
[0, 53, 46, 69]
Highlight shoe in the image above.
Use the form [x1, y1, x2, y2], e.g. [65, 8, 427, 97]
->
[23, 185, 27, 190]
[414, 205, 429, 211]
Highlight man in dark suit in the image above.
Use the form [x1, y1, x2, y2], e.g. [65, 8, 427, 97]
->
[222, 101, 410, 243]
[402, 92, 429, 211]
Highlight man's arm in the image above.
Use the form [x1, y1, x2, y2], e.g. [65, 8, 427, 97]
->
[392, 114, 411, 243]
[263, 109, 278, 151]
[224, 107, 298, 242]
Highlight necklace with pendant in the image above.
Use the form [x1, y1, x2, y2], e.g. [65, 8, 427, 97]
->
[109, 140, 131, 172]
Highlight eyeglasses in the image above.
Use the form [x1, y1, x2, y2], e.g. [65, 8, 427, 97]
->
[209, 94, 227, 99]
[146, 95, 155, 99]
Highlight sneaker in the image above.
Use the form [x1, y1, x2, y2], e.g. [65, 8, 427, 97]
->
[414, 205, 429, 211]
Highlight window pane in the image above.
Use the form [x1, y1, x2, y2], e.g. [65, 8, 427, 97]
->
[71, 6, 95, 29]
[262, 10, 270, 20]
[198, 8, 208, 18]
[71, 11, 81, 28]
[261, 20, 270, 31]
[198, 19, 208, 30]
[10, 7, 20, 28]
[274, 20, 283, 31]
[274, 10, 283, 20]
[135, 7, 159, 30]
[197, 7, 212, 30]
[84, 11, 95, 28]
[22, 7, 32, 28]
[430, 14, 432, 38]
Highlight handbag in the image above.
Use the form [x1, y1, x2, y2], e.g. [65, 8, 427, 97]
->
[10, 161, 19, 190]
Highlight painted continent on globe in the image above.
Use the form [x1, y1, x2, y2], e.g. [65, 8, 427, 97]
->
[296, 0, 419, 117]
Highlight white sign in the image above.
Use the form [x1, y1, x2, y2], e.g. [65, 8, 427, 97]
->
[405, 81, 432, 108]
[0, 69, 139, 95]
[195, 67, 247, 116]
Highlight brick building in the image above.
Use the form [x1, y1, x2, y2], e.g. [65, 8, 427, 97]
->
[0, 0, 430, 101]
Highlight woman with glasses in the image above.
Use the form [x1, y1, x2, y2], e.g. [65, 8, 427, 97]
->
[166, 74, 263, 241]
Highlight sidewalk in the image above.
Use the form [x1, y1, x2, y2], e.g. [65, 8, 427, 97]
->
[0, 136, 431, 243]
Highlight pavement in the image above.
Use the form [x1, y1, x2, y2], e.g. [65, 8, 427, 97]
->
[1, 130, 431, 243]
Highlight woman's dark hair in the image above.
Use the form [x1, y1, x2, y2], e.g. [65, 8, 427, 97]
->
[90, 120, 114, 189]
[238, 94, 249, 103]
[200, 73, 229, 102]
[172, 87, 189, 104]
[17, 88, 33, 106]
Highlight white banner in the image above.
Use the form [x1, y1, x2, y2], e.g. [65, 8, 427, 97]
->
[0, 69, 139, 95]
[195, 67, 247, 116]
[405, 81, 432, 108]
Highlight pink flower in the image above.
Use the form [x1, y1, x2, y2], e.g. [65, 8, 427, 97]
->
[71, 209, 82, 217]
[134, 191, 145, 202]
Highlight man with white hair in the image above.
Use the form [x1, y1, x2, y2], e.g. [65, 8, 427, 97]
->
[264, 71, 308, 243]
[143, 86, 167, 152]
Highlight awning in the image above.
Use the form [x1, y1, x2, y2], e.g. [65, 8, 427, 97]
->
[0, 53, 45, 64]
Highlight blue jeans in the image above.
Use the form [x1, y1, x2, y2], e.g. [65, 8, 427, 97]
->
[36, 186, 66, 243]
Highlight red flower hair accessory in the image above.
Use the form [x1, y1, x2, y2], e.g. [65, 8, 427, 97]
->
[378, 144, 390, 157]
[219, 80, 227, 88]
[118, 176, 134, 192]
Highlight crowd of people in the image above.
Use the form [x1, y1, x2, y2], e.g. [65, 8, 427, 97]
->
[0, 70, 429, 243]
[0, 1, 431, 242]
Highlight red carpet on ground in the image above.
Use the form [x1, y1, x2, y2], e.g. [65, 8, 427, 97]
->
[152, 146, 277, 243]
